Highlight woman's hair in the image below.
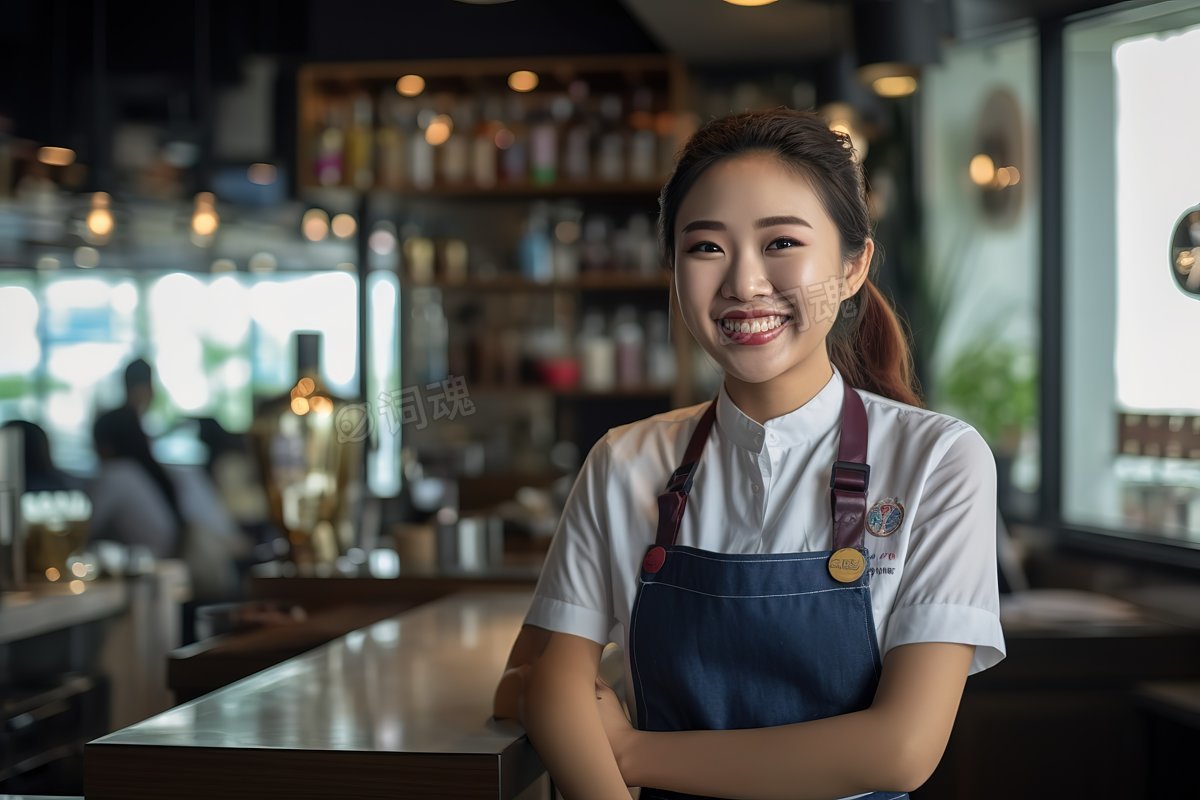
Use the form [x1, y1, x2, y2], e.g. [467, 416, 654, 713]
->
[658, 107, 921, 407]
[93, 405, 185, 525]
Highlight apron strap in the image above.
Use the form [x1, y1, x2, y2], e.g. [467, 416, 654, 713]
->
[655, 400, 717, 547]
[655, 378, 871, 552]
[830, 383, 870, 552]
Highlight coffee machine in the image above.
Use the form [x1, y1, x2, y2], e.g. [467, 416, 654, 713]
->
[0, 424, 25, 592]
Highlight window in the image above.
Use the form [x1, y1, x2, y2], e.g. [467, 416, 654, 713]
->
[1064, 1, 1200, 544]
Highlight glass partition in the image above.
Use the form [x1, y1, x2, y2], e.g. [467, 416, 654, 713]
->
[1064, 0, 1200, 544]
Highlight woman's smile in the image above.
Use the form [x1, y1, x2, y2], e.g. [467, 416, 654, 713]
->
[715, 311, 795, 345]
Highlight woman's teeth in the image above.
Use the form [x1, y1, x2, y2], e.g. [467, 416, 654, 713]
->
[720, 315, 790, 335]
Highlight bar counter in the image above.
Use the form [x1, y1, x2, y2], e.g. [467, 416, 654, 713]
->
[85, 591, 543, 800]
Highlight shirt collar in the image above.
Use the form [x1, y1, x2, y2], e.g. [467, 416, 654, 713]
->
[715, 365, 845, 453]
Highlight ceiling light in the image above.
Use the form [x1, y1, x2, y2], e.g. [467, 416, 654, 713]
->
[38, 147, 76, 167]
[722, 0, 780, 5]
[853, 0, 942, 97]
[508, 70, 539, 93]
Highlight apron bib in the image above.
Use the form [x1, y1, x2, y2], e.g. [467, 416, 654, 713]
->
[627, 383, 908, 800]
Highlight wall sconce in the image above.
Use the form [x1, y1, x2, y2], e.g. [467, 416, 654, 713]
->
[970, 88, 1025, 226]
[852, 0, 946, 97]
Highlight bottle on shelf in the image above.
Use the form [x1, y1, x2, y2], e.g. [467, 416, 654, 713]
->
[440, 100, 472, 186]
[518, 202, 554, 284]
[597, 94, 625, 183]
[529, 101, 558, 187]
[626, 214, 660, 276]
[645, 310, 677, 388]
[375, 91, 407, 190]
[346, 93, 375, 190]
[563, 80, 593, 183]
[500, 95, 529, 185]
[552, 203, 582, 281]
[613, 305, 645, 389]
[578, 310, 616, 391]
[410, 101, 436, 190]
[314, 104, 347, 187]
[402, 223, 436, 285]
[581, 214, 613, 274]
[472, 97, 500, 189]
[628, 87, 658, 183]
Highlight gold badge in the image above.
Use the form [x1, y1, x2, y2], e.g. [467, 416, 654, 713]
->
[828, 547, 866, 583]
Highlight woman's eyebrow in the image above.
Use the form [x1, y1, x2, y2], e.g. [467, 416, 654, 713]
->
[680, 215, 812, 233]
[755, 215, 812, 229]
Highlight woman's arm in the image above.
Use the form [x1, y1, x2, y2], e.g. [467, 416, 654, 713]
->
[616, 642, 973, 799]
[524, 630, 631, 800]
[493, 623, 552, 722]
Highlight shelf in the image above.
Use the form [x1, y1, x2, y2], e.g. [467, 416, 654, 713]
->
[405, 273, 669, 292]
[300, 180, 667, 200]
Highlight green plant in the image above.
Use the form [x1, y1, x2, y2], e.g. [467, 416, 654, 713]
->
[937, 330, 1037, 455]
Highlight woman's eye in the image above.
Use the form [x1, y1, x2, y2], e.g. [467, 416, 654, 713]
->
[766, 237, 801, 250]
[686, 241, 722, 254]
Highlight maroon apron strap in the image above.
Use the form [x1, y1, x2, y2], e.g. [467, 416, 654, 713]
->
[830, 384, 870, 551]
[655, 401, 717, 547]
[654, 380, 871, 551]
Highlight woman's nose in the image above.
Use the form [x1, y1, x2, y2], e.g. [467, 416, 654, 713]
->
[721, 248, 774, 301]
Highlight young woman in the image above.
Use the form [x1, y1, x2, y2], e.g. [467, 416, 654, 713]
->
[494, 108, 1006, 800]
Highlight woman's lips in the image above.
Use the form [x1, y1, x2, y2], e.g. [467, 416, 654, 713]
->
[715, 315, 793, 345]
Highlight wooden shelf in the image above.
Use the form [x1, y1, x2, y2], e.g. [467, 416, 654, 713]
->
[300, 180, 666, 199]
[405, 273, 669, 292]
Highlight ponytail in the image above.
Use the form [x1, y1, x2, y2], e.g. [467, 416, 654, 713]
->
[829, 277, 922, 407]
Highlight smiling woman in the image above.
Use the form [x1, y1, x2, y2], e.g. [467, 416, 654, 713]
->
[498, 109, 1005, 800]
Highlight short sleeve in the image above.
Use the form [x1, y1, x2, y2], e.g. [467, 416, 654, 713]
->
[883, 427, 1007, 674]
[523, 435, 616, 646]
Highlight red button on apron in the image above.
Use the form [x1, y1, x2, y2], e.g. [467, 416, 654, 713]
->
[642, 546, 666, 574]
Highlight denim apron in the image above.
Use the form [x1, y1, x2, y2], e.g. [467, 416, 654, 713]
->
[627, 382, 908, 800]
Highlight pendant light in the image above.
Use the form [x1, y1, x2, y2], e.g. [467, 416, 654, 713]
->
[852, 0, 946, 97]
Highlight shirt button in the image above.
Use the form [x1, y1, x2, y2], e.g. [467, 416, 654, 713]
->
[751, 483, 761, 493]
[767, 433, 777, 445]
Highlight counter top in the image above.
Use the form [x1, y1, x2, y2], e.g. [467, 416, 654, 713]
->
[86, 591, 543, 800]
[0, 581, 128, 644]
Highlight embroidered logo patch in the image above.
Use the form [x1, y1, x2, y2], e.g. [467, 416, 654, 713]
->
[866, 497, 905, 537]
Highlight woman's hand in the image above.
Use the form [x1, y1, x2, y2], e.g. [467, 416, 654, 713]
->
[595, 677, 639, 786]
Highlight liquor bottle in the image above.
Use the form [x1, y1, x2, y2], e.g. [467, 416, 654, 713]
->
[645, 311, 676, 388]
[529, 101, 558, 186]
[628, 87, 657, 183]
[440, 101, 471, 186]
[500, 95, 529, 184]
[613, 305, 645, 389]
[578, 310, 615, 391]
[314, 105, 346, 186]
[596, 94, 625, 183]
[346, 94, 375, 190]
[563, 80, 592, 183]
[375, 92, 407, 190]
[518, 203, 554, 284]
[410, 101, 436, 190]
[472, 96, 500, 189]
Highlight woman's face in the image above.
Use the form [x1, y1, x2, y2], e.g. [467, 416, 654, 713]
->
[673, 152, 870, 388]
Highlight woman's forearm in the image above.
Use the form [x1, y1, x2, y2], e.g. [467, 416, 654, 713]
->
[620, 643, 972, 799]
[625, 706, 920, 800]
[526, 655, 631, 799]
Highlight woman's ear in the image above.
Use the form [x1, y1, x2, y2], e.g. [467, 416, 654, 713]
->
[844, 238, 874, 297]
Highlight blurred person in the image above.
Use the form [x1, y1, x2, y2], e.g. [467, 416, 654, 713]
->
[1, 419, 80, 492]
[91, 405, 181, 558]
[91, 406, 248, 605]
[123, 357, 155, 419]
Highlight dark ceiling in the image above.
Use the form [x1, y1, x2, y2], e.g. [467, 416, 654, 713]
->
[0, 0, 1124, 152]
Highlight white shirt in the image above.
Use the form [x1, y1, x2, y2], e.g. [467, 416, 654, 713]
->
[525, 366, 1007, 700]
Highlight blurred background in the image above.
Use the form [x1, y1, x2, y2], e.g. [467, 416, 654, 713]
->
[0, 1, 1198, 798]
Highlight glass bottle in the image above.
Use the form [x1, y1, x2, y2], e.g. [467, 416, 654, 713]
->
[375, 92, 407, 190]
[314, 104, 346, 186]
[346, 93, 375, 190]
